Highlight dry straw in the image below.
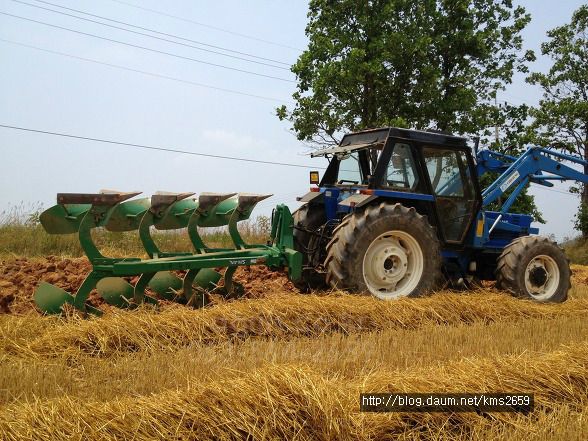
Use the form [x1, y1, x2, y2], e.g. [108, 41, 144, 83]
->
[6, 291, 587, 358]
[1, 342, 587, 440]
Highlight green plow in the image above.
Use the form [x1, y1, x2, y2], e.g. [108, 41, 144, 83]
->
[34, 190, 302, 315]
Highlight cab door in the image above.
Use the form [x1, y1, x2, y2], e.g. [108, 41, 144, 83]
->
[422, 148, 478, 243]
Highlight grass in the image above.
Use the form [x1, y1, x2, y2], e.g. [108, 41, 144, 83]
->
[0, 284, 587, 439]
[564, 237, 588, 265]
[0, 203, 270, 258]
[0, 224, 271, 258]
[1, 289, 586, 358]
[0, 223, 270, 259]
[460, 404, 588, 441]
[0, 314, 586, 404]
[2, 342, 588, 440]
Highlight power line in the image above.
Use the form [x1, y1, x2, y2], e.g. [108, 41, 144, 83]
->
[0, 124, 325, 170]
[11, 0, 291, 69]
[28, 0, 291, 65]
[0, 12, 295, 83]
[0, 38, 291, 103]
[531, 185, 578, 197]
[0, 126, 577, 194]
[107, 0, 305, 52]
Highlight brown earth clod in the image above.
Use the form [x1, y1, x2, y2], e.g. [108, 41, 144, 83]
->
[0, 257, 296, 315]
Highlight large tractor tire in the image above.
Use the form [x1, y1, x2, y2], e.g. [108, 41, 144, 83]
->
[325, 203, 442, 299]
[496, 236, 570, 303]
[292, 204, 328, 292]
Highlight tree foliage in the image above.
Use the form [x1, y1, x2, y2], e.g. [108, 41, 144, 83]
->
[479, 102, 544, 222]
[278, 0, 533, 145]
[278, 0, 542, 220]
[527, 6, 588, 237]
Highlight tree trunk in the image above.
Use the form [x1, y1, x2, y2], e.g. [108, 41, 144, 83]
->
[361, 74, 375, 129]
[583, 150, 588, 239]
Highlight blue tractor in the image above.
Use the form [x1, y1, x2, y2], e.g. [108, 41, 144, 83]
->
[293, 127, 588, 303]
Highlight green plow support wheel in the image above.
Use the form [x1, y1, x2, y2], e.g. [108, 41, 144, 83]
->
[34, 282, 102, 315]
[185, 269, 223, 308]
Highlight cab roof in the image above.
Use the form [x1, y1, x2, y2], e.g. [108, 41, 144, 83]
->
[310, 127, 469, 157]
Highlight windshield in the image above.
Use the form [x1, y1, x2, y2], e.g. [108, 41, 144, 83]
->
[337, 153, 362, 184]
[335, 148, 380, 185]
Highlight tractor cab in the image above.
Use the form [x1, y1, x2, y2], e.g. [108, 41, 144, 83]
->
[309, 127, 482, 245]
[294, 126, 580, 302]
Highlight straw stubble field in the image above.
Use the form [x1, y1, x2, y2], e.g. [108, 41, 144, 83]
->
[0, 257, 588, 440]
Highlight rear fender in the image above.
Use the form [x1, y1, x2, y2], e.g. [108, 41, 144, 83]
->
[348, 197, 440, 238]
[338, 194, 377, 209]
[297, 191, 324, 204]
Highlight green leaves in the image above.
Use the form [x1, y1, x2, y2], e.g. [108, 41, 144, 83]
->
[527, 6, 588, 236]
[527, 5, 588, 151]
[280, 0, 532, 145]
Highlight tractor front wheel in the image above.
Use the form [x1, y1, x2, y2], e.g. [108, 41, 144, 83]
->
[496, 236, 570, 303]
[325, 203, 442, 299]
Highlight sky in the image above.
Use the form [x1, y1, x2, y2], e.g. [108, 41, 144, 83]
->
[0, 0, 585, 241]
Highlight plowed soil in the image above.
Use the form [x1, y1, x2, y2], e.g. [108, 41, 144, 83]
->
[0, 256, 90, 314]
[1, 257, 586, 315]
[0, 257, 295, 314]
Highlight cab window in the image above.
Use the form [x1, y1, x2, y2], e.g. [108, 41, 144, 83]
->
[425, 150, 466, 197]
[382, 143, 419, 190]
[337, 153, 363, 185]
[423, 148, 477, 242]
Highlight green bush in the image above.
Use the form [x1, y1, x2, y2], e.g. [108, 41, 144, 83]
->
[564, 237, 588, 266]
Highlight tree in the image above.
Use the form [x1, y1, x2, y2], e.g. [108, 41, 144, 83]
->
[478, 102, 544, 222]
[277, 0, 533, 146]
[278, 0, 541, 219]
[527, 6, 588, 238]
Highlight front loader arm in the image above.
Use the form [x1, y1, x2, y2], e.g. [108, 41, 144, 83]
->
[479, 147, 588, 210]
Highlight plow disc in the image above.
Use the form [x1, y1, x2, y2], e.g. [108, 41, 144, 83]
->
[33, 190, 302, 315]
[34, 282, 74, 314]
[148, 272, 184, 300]
[96, 278, 135, 307]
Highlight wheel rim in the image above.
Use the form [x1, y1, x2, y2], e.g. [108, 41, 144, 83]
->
[362, 230, 424, 300]
[524, 255, 560, 301]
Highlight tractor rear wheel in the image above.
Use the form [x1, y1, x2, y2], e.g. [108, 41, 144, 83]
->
[325, 203, 442, 299]
[496, 236, 570, 303]
[292, 204, 327, 292]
